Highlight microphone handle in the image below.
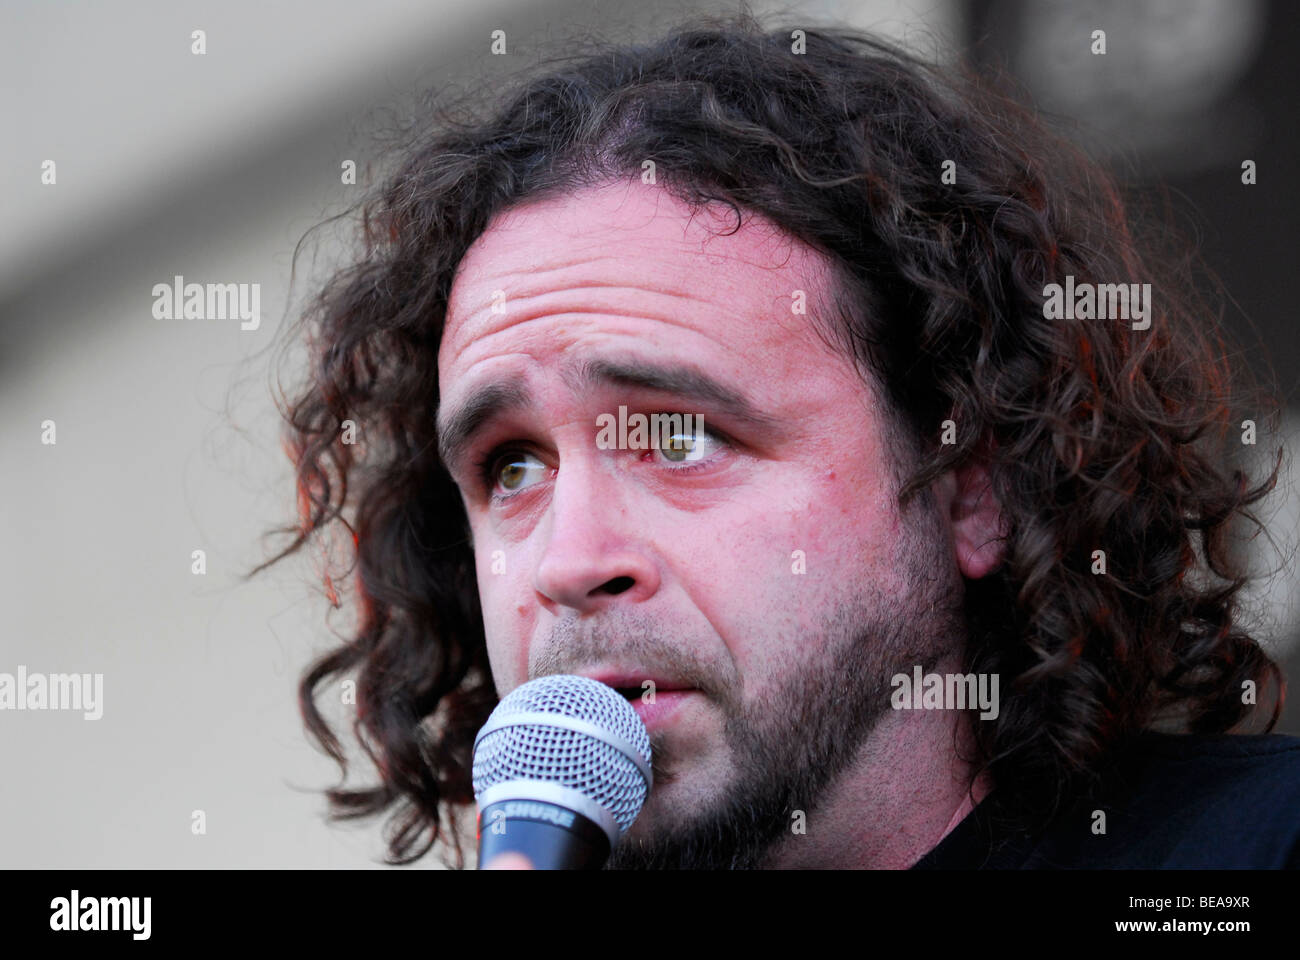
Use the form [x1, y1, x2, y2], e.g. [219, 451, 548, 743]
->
[477, 798, 612, 869]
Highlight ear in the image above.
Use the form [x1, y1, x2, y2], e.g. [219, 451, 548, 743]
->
[931, 459, 1007, 580]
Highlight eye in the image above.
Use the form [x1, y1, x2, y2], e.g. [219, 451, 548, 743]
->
[653, 421, 725, 465]
[486, 450, 547, 495]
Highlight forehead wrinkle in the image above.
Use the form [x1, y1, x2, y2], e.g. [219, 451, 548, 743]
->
[506, 280, 708, 306]
[454, 281, 720, 337]
[446, 305, 734, 373]
[453, 253, 631, 300]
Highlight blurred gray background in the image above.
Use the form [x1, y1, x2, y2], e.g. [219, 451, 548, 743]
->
[2, 0, 1296, 868]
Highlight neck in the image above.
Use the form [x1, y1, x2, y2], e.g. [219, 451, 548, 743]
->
[761, 658, 991, 869]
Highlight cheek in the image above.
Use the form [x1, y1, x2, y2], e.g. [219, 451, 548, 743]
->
[763, 468, 883, 572]
[807, 463, 905, 564]
[475, 546, 532, 692]
[703, 472, 907, 685]
[669, 491, 836, 674]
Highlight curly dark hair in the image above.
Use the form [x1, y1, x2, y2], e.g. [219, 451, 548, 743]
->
[249, 9, 1287, 866]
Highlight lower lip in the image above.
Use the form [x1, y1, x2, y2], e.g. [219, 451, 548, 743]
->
[630, 690, 698, 730]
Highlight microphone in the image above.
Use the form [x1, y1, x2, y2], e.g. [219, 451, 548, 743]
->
[472, 674, 653, 869]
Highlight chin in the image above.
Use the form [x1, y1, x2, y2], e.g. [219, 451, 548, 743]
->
[622, 789, 674, 841]
[627, 770, 712, 836]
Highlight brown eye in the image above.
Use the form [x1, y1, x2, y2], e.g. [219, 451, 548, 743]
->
[493, 452, 546, 492]
[659, 433, 697, 462]
[655, 425, 719, 464]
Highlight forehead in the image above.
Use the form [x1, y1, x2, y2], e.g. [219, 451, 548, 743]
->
[437, 178, 842, 379]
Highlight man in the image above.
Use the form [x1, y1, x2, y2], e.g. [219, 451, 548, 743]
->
[256, 13, 1300, 868]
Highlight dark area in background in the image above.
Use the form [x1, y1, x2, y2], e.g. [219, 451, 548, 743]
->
[968, 0, 1299, 731]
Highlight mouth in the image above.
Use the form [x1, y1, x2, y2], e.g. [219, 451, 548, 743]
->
[578, 670, 696, 702]
[573, 670, 702, 735]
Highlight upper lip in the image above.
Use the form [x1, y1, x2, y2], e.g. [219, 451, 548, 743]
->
[578, 669, 696, 693]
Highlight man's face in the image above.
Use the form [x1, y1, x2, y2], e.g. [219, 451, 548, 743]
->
[437, 178, 965, 867]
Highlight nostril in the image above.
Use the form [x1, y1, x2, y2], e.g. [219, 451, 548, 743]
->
[599, 576, 635, 596]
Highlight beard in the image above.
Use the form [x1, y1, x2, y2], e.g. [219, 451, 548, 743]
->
[609, 582, 959, 868]
[531, 493, 963, 870]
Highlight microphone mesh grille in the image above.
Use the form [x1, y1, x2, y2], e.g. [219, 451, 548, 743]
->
[472, 674, 652, 834]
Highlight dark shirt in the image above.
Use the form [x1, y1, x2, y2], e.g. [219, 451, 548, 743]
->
[911, 732, 1300, 868]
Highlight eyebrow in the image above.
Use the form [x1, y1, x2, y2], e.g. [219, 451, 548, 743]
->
[436, 380, 532, 475]
[436, 355, 782, 476]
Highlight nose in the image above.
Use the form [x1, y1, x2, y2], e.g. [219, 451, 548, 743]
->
[533, 456, 661, 614]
